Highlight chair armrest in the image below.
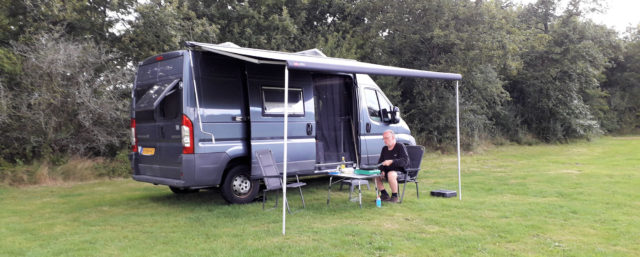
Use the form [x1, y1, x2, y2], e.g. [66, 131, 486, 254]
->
[397, 168, 409, 174]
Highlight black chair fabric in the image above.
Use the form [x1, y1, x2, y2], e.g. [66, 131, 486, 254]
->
[398, 145, 425, 203]
[255, 149, 306, 213]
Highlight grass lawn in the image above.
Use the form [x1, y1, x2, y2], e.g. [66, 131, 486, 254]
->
[1, 136, 638, 256]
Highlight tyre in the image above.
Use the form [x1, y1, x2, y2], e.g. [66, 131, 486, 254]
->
[220, 164, 259, 204]
[169, 186, 199, 194]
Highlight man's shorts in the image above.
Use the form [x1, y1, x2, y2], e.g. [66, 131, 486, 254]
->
[380, 170, 398, 181]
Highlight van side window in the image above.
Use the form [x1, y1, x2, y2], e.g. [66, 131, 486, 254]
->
[378, 91, 393, 120]
[261, 87, 304, 116]
[364, 88, 381, 122]
[379, 93, 393, 112]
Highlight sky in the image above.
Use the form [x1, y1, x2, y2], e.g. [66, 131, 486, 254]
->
[589, 0, 640, 33]
[516, 0, 640, 34]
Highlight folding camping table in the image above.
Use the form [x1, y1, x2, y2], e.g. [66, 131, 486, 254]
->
[326, 173, 379, 208]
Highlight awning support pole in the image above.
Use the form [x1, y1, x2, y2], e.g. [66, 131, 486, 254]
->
[282, 66, 289, 235]
[455, 81, 462, 200]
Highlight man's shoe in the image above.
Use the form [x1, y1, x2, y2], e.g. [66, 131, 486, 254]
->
[380, 194, 391, 201]
[388, 196, 399, 203]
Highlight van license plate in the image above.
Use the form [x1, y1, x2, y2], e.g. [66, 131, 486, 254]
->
[141, 147, 155, 156]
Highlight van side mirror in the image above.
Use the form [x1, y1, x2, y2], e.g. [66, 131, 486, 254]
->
[390, 106, 400, 124]
[381, 108, 390, 123]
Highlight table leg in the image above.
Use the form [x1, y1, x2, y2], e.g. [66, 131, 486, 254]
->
[375, 180, 379, 200]
[358, 182, 362, 208]
[327, 176, 333, 206]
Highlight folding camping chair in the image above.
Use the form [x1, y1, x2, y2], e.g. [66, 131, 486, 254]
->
[255, 149, 306, 213]
[398, 145, 425, 203]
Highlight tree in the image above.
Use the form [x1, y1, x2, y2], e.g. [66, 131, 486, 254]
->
[602, 25, 640, 133]
[0, 0, 135, 46]
[358, 0, 517, 149]
[507, 0, 619, 141]
[119, 0, 218, 63]
[0, 30, 131, 162]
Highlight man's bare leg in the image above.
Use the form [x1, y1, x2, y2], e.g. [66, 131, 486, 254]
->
[388, 171, 398, 194]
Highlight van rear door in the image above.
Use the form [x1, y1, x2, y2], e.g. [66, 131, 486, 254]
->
[133, 53, 184, 180]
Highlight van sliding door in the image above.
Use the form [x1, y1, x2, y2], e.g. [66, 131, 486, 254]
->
[313, 75, 357, 167]
[245, 64, 316, 176]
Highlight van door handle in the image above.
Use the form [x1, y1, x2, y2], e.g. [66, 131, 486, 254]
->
[306, 123, 313, 136]
[366, 123, 371, 133]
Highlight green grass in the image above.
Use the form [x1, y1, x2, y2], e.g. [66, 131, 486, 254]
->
[1, 136, 638, 256]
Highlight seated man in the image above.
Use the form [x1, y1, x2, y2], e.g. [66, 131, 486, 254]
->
[375, 129, 409, 203]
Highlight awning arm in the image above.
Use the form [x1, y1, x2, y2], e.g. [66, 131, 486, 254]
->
[194, 45, 286, 65]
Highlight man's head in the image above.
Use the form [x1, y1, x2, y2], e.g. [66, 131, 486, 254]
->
[383, 130, 396, 148]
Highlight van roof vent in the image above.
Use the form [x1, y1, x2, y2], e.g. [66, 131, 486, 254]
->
[296, 48, 327, 57]
[217, 42, 241, 48]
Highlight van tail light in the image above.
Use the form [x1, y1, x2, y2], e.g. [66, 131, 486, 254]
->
[182, 114, 194, 154]
[131, 118, 138, 152]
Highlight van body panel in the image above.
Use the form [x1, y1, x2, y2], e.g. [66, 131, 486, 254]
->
[193, 152, 229, 186]
[395, 132, 417, 145]
[133, 153, 193, 186]
[198, 123, 246, 143]
[133, 175, 186, 187]
[136, 163, 181, 180]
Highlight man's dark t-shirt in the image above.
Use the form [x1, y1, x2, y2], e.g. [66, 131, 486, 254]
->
[377, 143, 409, 172]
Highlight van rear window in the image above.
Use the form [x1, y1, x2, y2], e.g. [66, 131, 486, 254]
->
[136, 56, 183, 84]
[135, 79, 180, 111]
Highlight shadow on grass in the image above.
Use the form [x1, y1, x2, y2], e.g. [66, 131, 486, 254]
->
[140, 175, 335, 208]
[143, 187, 228, 206]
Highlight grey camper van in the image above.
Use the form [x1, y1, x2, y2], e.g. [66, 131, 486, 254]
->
[130, 42, 461, 204]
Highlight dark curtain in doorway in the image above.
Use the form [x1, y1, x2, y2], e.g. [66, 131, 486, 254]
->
[313, 75, 355, 165]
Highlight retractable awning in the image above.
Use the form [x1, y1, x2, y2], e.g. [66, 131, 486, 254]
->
[184, 41, 463, 235]
[185, 41, 462, 80]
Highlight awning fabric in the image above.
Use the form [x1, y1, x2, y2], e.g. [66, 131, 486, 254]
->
[185, 41, 462, 81]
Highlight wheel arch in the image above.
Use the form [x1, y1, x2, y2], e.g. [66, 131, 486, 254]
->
[222, 156, 251, 183]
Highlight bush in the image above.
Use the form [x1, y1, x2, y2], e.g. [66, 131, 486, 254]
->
[94, 149, 131, 179]
[0, 29, 132, 163]
[0, 149, 131, 187]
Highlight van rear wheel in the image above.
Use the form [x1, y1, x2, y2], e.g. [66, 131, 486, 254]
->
[221, 165, 259, 204]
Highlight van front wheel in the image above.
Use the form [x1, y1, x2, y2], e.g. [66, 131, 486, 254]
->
[221, 165, 259, 204]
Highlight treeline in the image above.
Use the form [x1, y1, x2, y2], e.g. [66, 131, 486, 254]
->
[0, 0, 639, 163]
